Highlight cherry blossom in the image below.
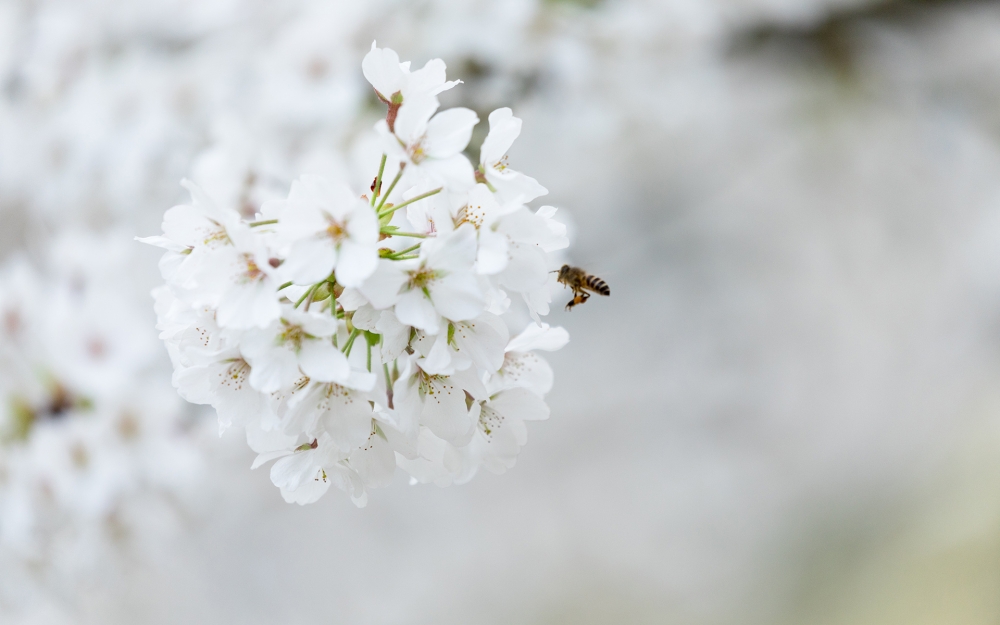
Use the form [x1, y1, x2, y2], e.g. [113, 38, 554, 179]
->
[143, 45, 572, 507]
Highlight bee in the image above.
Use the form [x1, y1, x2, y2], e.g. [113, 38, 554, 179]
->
[555, 265, 610, 310]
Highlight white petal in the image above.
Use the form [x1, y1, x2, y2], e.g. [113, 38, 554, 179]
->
[335, 239, 378, 288]
[217, 280, 281, 330]
[421, 380, 476, 446]
[417, 333, 455, 375]
[346, 200, 379, 243]
[423, 223, 478, 273]
[280, 478, 330, 505]
[362, 42, 404, 99]
[394, 95, 439, 145]
[480, 107, 521, 166]
[298, 340, 350, 383]
[350, 433, 397, 488]
[270, 450, 318, 493]
[135, 235, 186, 252]
[498, 243, 547, 292]
[476, 229, 509, 275]
[395, 288, 441, 334]
[419, 155, 475, 192]
[356, 259, 409, 309]
[506, 323, 569, 353]
[454, 313, 509, 372]
[424, 108, 479, 158]
[376, 310, 410, 361]
[488, 169, 548, 204]
[282, 237, 337, 285]
[405, 58, 459, 98]
[320, 391, 374, 452]
[489, 387, 549, 421]
[351, 304, 380, 331]
[430, 272, 485, 321]
[338, 287, 369, 312]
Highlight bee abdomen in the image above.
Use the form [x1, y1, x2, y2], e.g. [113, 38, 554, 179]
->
[586, 275, 610, 296]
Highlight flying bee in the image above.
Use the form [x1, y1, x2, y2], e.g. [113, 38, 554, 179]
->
[555, 265, 610, 311]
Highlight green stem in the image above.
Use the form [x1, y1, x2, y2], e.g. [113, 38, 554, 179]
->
[371, 154, 387, 207]
[377, 187, 442, 219]
[386, 243, 421, 259]
[294, 283, 319, 308]
[248, 219, 277, 227]
[277, 281, 293, 291]
[375, 167, 404, 212]
[343, 328, 360, 356]
[381, 230, 427, 239]
[366, 340, 372, 372]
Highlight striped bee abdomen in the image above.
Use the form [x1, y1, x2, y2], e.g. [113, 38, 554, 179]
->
[585, 275, 610, 296]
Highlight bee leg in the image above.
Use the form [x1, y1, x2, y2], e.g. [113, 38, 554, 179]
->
[565, 291, 589, 311]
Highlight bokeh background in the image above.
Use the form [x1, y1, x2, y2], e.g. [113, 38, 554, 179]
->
[3, 0, 1000, 623]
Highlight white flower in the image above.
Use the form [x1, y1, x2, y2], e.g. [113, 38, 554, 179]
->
[137, 179, 243, 286]
[260, 434, 367, 507]
[362, 42, 460, 106]
[489, 322, 569, 396]
[187, 220, 283, 330]
[470, 387, 550, 475]
[262, 175, 379, 288]
[172, 353, 272, 435]
[138, 41, 575, 507]
[275, 380, 375, 452]
[358, 224, 485, 335]
[392, 356, 488, 446]
[376, 96, 479, 192]
[349, 428, 397, 489]
[478, 108, 548, 204]
[412, 312, 509, 376]
[461, 183, 521, 275]
[239, 307, 347, 394]
[351, 305, 410, 363]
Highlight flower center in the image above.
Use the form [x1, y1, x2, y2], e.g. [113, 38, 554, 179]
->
[202, 222, 231, 247]
[220, 359, 251, 391]
[326, 218, 346, 242]
[409, 140, 427, 164]
[239, 253, 264, 283]
[416, 369, 451, 400]
[407, 266, 440, 291]
[277, 321, 309, 351]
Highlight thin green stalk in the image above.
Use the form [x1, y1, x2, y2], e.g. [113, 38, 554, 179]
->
[277, 281, 293, 291]
[381, 230, 427, 239]
[375, 167, 404, 212]
[248, 219, 278, 227]
[377, 187, 442, 219]
[294, 283, 319, 308]
[387, 243, 421, 259]
[371, 154, 387, 207]
[366, 340, 372, 372]
[343, 328, 360, 356]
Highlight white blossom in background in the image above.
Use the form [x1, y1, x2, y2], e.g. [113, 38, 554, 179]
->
[143, 44, 570, 506]
[0, 231, 200, 593]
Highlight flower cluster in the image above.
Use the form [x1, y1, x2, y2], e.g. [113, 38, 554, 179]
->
[143, 44, 570, 506]
[0, 232, 198, 575]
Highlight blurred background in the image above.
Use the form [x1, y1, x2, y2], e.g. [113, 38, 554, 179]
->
[3, 0, 1000, 623]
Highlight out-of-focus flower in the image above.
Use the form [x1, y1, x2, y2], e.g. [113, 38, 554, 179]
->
[0, 231, 200, 591]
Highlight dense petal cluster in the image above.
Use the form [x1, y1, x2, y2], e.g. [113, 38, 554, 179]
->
[143, 45, 570, 506]
[0, 233, 199, 572]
